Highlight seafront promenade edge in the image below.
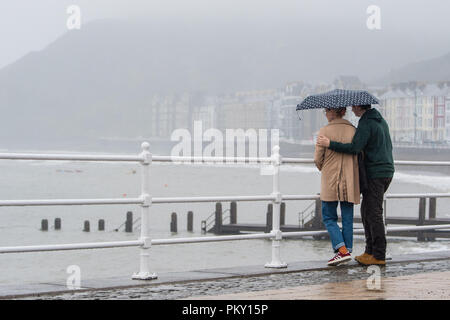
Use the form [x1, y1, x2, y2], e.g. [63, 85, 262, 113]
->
[1, 250, 449, 299]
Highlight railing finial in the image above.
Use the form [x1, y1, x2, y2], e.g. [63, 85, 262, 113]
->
[141, 141, 150, 152]
[272, 145, 280, 155]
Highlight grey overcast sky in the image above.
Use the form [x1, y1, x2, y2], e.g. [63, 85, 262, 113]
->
[1, 0, 450, 70]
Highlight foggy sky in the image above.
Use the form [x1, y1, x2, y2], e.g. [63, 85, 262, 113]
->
[1, 0, 450, 82]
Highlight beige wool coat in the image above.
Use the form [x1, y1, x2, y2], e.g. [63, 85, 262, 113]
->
[314, 118, 360, 204]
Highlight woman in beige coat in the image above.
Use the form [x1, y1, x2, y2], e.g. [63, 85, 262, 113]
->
[314, 107, 360, 266]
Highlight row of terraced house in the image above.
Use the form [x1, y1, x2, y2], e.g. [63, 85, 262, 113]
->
[143, 78, 450, 145]
[378, 82, 450, 144]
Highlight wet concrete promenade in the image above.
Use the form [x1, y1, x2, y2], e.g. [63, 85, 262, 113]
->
[2, 250, 450, 300]
[186, 270, 450, 300]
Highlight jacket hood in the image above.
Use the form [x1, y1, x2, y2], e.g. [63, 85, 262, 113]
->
[364, 108, 382, 122]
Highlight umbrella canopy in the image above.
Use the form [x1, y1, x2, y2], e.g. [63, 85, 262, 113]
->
[296, 89, 380, 111]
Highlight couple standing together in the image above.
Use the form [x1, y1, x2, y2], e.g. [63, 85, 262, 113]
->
[314, 104, 394, 266]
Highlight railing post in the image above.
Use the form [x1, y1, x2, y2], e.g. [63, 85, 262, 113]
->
[265, 145, 287, 268]
[132, 142, 157, 280]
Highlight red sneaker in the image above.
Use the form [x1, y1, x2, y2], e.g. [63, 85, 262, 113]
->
[327, 252, 352, 266]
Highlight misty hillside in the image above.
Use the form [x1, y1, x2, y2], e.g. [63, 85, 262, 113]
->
[0, 18, 323, 144]
[0, 17, 447, 147]
[376, 52, 450, 85]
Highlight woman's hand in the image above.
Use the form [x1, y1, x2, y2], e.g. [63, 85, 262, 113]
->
[316, 135, 330, 148]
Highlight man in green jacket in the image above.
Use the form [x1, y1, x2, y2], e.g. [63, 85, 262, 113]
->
[317, 104, 394, 265]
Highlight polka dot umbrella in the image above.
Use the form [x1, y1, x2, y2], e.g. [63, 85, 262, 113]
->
[296, 89, 380, 111]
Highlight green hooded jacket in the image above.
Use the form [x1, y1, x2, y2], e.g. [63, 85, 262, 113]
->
[328, 108, 395, 179]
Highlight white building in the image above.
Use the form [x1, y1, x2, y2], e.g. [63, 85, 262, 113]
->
[444, 87, 450, 142]
[278, 95, 304, 141]
[379, 88, 416, 143]
[216, 89, 278, 132]
[191, 95, 217, 130]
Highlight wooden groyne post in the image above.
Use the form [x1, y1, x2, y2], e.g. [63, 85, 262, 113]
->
[187, 211, 193, 232]
[170, 212, 178, 233]
[41, 219, 48, 231]
[417, 197, 426, 241]
[83, 220, 90, 232]
[312, 199, 324, 240]
[125, 211, 133, 233]
[266, 202, 285, 232]
[428, 197, 437, 241]
[54, 218, 61, 230]
[214, 202, 223, 234]
[98, 219, 105, 231]
[266, 203, 273, 233]
[230, 201, 237, 224]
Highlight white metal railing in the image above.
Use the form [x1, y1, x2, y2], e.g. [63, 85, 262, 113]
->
[1, 142, 450, 280]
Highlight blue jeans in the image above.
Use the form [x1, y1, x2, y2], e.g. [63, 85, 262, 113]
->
[321, 201, 354, 253]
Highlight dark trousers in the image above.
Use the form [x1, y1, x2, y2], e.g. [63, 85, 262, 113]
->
[361, 177, 392, 260]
